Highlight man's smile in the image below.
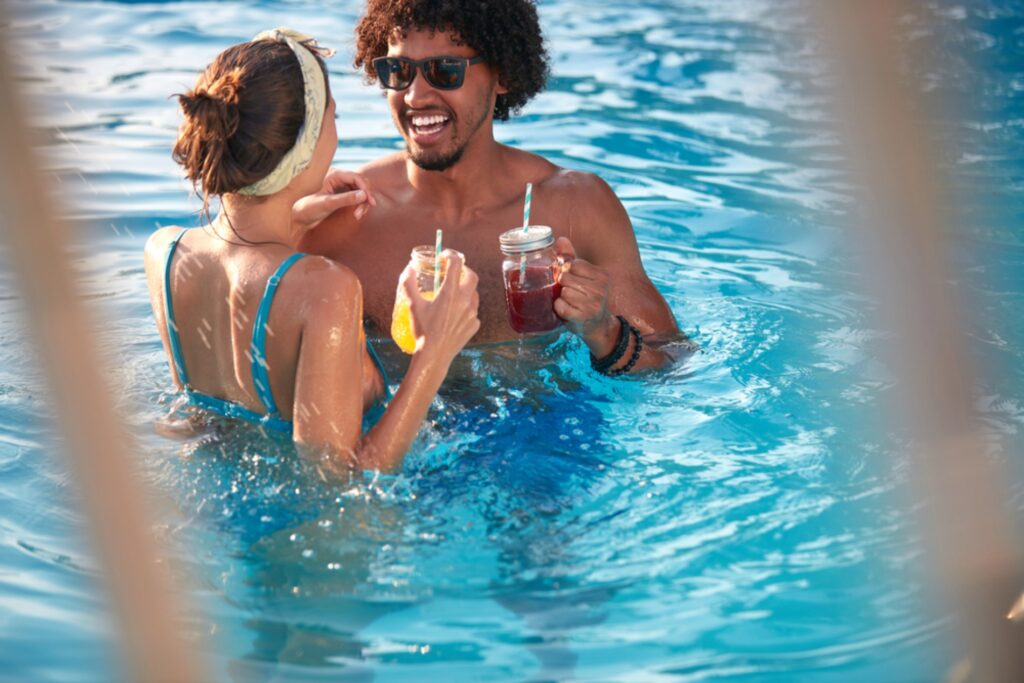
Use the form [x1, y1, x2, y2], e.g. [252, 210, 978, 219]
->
[405, 109, 453, 145]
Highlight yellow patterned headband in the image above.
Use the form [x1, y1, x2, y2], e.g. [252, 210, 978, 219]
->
[237, 28, 335, 197]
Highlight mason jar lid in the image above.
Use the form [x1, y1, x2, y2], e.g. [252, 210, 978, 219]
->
[499, 225, 554, 254]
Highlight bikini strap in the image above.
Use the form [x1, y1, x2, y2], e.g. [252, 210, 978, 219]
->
[365, 337, 393, 401]
[250, 252, 306, 416]
[162, 229, 191, 388]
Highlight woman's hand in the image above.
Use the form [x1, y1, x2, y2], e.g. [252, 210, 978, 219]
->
[292, 168, 377, 233]
[402, 250, 480, 362]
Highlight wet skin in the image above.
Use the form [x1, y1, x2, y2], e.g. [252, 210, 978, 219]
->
[300, 29, 680, 366]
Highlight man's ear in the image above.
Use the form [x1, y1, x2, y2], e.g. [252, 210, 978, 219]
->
[491, 67, 509, 95]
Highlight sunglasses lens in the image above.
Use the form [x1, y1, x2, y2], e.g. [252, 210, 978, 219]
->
[423, 58, 466, 89]
[374, 58, 412, 89]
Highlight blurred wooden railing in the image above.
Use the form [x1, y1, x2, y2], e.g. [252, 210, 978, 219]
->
[816, 2, 1024, 681]
[0, 9, 204, 683]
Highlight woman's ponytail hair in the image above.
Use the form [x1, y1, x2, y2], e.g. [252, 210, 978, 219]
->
[172, 40, 329, 218]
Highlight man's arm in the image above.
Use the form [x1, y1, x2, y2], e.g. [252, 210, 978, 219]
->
[553, 171, 685, 373]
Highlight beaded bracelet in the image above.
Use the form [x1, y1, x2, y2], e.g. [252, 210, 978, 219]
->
[609, 324, 643, 376]
[590, 315, 630, 373]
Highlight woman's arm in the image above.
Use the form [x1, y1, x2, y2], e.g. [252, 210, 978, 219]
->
[292, 252, 479, 475]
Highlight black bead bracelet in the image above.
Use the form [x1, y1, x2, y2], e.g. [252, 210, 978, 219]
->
[609, 324, 643, 376]
[591, 315, 643, 376]
[590, 315, 631, 373]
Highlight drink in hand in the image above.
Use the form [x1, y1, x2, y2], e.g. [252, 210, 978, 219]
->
[391, 289, 436, 353]
[391, 245, 445, 354]
[499, 226, 564, 335]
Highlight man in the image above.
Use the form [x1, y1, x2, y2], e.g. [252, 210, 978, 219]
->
[298, 0, 682, 374]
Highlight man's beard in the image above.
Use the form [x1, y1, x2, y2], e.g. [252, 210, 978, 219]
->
[407, 142, 467, 172]
[400, 99, 490, 172]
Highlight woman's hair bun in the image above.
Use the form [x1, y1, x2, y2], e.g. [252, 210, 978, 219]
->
[178, 68, 243, 141]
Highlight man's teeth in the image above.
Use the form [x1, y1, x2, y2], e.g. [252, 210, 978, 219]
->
[410, 114, 450, 133]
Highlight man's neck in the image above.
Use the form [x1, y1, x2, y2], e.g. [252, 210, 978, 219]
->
[405, 136, 510, 221]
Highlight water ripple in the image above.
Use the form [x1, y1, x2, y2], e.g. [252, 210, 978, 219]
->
[1, 0, 1022, 681]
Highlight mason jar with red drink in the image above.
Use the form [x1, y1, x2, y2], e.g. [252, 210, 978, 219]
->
[499, 225, 565, 334]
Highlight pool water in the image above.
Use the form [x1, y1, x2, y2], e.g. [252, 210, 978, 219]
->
[3, 1, 1024, 681]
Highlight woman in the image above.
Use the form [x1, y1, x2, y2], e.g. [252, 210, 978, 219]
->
[143, 28, 479, 474]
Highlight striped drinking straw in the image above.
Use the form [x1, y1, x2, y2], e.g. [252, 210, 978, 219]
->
[519, 182, 532, 277]
[522, 182, 532, 230]
[434, 228, 443, 293]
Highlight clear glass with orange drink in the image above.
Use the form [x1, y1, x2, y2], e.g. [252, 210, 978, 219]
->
[391, 245, 447, 353]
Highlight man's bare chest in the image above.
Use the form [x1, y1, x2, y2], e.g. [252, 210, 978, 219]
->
[331, 205, 569, 342]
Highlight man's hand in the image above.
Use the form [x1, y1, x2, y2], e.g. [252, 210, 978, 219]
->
[552, 237, 621, 358]
[292, 168, 377, 233]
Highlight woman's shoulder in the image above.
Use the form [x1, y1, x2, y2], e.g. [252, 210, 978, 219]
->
[143, 225, 188, 271]
[285, 254, 363, 311]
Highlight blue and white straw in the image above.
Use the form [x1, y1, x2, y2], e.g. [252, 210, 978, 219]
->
[519, 183, 533, 276]
[434, 228, 443, 292]
[522, 182, 533, 230]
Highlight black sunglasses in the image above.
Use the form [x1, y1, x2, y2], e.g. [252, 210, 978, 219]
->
[372, 55, 486, 91]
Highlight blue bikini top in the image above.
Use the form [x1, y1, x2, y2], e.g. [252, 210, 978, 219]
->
[161, 228, 389, 433]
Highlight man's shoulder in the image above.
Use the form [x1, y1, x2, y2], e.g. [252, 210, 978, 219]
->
[496, 147, 612, 198]
[537, 167, 613, 199]
[501, 146, 573, 188]
[358, 153, 406, 184]
[534, 167, 631, 249]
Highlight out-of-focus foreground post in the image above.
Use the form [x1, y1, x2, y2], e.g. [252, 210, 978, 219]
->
[815, 1, 1024, 681]
[0, 13, 203, 683]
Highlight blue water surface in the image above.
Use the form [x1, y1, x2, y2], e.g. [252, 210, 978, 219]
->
[2, 1, 1023, 681]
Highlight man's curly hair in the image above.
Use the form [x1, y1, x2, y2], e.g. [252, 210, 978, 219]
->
[354, 0, 550, 121]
